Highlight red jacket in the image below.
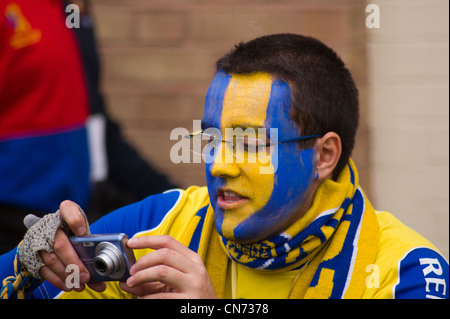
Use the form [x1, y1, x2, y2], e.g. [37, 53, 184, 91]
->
[0, 0, 90, 211]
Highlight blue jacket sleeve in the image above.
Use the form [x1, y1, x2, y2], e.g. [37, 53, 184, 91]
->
[89, 189, 182, 237]
[0, 248, 17, 283]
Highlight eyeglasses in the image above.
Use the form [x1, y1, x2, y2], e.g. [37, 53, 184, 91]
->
[185, 129, 322, 163]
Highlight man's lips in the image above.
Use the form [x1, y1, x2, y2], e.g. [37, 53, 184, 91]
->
[216, 188, 249, 209]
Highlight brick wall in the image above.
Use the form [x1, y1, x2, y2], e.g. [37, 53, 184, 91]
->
[367, 0, 449, 257]
[90, 0, 370, 193]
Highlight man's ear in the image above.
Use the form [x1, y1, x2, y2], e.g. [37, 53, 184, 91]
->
[314, 132, 342, 180]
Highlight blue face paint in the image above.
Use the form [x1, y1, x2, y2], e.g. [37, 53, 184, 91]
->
[202, 71, 231, 130]
[203, 71, 230, 231]
[232, 80, 316, 242]
[203, 72, 316, 244]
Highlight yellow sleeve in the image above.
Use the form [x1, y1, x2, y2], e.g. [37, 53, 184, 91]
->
[56, 282, 135, 299]
[361, 211, 445, 299]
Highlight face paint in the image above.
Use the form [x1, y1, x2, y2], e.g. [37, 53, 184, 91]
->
[203, 71, 316, 244]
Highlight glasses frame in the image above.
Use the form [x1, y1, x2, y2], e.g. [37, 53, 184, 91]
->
[185, 130, 323, 160]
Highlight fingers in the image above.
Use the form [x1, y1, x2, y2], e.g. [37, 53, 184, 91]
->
[119, 281, 167, 296]
[126, 236, 202, 287]
[52, 229, 89, 275]
[128, 264, 185, 291]
[39, 264, 70, 292]
[39, 261, 107, 293]
[139, 293, 186, 299]
[39, 229, 90, 292]
[123, 236, 217, 298]
[128, 235, 201, 261]
[130, 246, 195, 276]
[59, 200, 87, 236]
[38, 255, 86, 293]
[35, 201, 107, 294]
[54, 202, 109, 292]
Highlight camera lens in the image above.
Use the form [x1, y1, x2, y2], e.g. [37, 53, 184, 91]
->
[94, 242, 126, 279]
[94, 259, 107, 273]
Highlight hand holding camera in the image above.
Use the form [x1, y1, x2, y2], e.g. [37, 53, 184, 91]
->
[36, 200, 109, 292]
[69, 233, 136, 282]
[26, 200, 215, 298]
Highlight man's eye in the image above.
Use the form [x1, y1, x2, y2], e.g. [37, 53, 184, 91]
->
[243, 139, 266, 153]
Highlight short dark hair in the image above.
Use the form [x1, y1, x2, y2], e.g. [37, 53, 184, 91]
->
[216, 33, 359, 179]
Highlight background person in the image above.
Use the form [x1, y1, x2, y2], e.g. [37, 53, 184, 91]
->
[0, 0, 176, 254]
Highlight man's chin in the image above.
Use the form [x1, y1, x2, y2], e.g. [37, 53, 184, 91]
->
[218, 224, 269, 245]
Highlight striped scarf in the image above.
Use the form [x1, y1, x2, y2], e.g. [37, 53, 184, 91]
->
[200, 159, 380, 299]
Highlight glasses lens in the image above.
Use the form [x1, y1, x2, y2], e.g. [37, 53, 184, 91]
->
[186, 132, 272, 163]
[232, 136, 269, 162]
[188, 133, 219, 156]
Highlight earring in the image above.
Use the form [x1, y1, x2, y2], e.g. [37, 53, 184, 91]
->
[315, 172, 319, 180]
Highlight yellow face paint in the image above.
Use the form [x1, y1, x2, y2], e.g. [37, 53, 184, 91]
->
[203, 70, 316, 244]
[211, 73, 275, 241]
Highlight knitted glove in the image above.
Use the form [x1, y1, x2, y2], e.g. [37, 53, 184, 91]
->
[19, 208, 90, 279]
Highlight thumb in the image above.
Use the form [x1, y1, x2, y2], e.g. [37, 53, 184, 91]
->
[59, 200, 91, 236]
[23, 214, 42, 229]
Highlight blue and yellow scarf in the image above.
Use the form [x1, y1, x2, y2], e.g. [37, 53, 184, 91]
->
[198, 159, 380, 299]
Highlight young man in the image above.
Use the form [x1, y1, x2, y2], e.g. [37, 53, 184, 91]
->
[1, 34, 448, 299]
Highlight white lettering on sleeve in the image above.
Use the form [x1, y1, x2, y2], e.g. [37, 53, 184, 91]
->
[419, 258, 443, 276]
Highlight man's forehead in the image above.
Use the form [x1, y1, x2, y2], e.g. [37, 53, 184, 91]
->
[221, 72, 272, 129]
[202, 71, 290, 130]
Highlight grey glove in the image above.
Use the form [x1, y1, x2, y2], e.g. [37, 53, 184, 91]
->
[19, 208, 90, 279]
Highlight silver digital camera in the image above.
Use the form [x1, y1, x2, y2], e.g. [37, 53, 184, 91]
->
[69, 233, 136, 282]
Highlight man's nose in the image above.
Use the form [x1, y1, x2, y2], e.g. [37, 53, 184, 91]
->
[209, 143, 240, 178]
